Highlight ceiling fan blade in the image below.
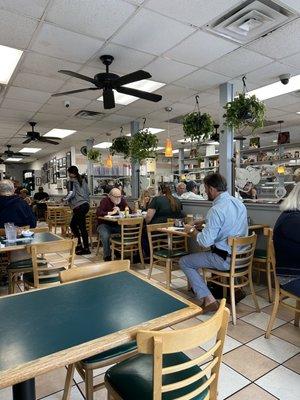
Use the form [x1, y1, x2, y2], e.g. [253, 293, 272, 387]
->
[116, 86, 162, 102]
[103, 88, 115, 109]
[58, 70, 95, 84]
[114, 70, 151, 87]
[51, 87, 99, 97]
[39, 137, 60, 145]
[23, 138, 32, 144]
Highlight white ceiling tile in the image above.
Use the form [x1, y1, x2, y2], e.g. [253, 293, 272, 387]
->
[247, 19, 300, 60]
[0, 9, 38, 49]
[270, 101, 300, 113]
[279, 0, 300, 12]
[280, 52, 300, 69]
[31, 23, 104, 63]
[0, 0, 48, 19]
[88, 43, 156, 74]
[264, 93, 299, 108]
[46, 0, 136, 40]
[158, 84, 197, 102]
[206, 48, 273, 78]
[13, 72, 64, 92]
[0, 108, 35, 120]
[6, 86, 51, 103]
[56, 80, 100, 101]
[1, 98, 42, 112]
[145, 0, 242, 27]
[246, 62, 300, 86]
[112, 8, 196, 55]
[165, 30, 239, 67]
[47, 95, 91, 109]
[20, 52, 82, 79]
[145, 57, 198, 83]
[59, 118, 95, 129]
[33, 112, 67, 125]
[175, 69, 228, 90]
[182, 91, 218, 107]
[38, 103, 75, 117]
[85, 101, 124, 114]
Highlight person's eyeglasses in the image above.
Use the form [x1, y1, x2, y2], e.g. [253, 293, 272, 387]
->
[110, 194, 122, 199]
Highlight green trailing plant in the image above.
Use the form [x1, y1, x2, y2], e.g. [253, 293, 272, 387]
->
[223, 93, 266, 134]
[183, 112, 214, 143]
[87, 148, 101, 162]
[110, 136, 131, 158]
[130, 129, 158, 162]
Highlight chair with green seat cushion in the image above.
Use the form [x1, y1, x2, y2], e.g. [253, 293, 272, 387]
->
[147, 223, 188, 290]
[7, 258, 48, 294]
[105, 352, 208, 400]
[105, 299, 230, 400]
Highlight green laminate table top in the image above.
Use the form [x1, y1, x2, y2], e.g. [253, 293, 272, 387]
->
[0, 271, 199, 388]
[0, 232, 61, 252]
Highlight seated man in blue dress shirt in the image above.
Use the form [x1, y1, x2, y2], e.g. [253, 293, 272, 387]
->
[180, 173, 248, 313]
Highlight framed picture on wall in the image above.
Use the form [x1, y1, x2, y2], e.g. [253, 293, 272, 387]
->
[46, 170, 50, 183]
[35, 177, 41, 186]
[62, 157, 67, 166]
[52, 172, 57, 184]
[59, 167, 67, 178]
[58, 158, 63, 167]
[66, 152, 71, 168]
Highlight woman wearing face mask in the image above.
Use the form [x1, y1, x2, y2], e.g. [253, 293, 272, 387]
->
[96, 187, 130, 261]
[64, 165, 90, 255]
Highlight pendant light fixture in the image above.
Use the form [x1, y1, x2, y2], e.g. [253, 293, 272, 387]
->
[165, 107, 173, 157]
[105, 153, 113, 168]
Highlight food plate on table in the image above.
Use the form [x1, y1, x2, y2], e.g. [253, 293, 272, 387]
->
[21, 230, 34, 237]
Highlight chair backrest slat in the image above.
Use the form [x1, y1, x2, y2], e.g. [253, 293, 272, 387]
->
[229, 233, 257, 275]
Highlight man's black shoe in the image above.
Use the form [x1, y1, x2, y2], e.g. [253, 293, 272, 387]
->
[104, 256, 112, 262]
[76, 248, 91, 255]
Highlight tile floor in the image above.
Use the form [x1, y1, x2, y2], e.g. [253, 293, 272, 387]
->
[0, 250, 299, 400]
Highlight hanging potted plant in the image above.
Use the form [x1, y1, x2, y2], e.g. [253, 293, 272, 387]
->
[183, 95, 214, 144]
[223, 76, 266, 134]
[87, 148, 101, 163]
[110, 136, 131, 159]
[130, 128, 158, 162]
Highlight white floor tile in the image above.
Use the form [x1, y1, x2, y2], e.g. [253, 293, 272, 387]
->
[247, 335, 299, 363]
[241, 312, 286, 331]
[240, 294, 270, 309]
[256, 365, 300, 400]
[42, 386, 83, 399]
[217, 363, 250, 400]
[201, 335, 242, 354]
[172, 270, 186, 278]
[170, 278, 186, 289]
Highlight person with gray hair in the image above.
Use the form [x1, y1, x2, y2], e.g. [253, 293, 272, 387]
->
[173, 181, 186, 199]
[273, 182, 300, 280]
[0, 179, 36, 228]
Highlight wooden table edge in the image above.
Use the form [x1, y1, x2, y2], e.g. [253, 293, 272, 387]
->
[0, 270, 201, 388]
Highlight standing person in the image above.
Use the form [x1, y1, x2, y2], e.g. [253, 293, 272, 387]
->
[96, 188, 130, 261]
[145, 184, 184, 224]
[64, 166, 90, 255]
[179, 173, 248, 313]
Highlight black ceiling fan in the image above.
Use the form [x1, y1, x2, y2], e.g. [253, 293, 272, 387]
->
[23, 122, 62, 145]
[1, 145, 30, 158]
[51, 55, 163, 109]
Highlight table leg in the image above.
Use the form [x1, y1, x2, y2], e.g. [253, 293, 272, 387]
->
[12, 378, 36, 400]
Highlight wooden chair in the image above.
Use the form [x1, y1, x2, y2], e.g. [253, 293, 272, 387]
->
[105, 299, 230, 400]
[60, 260, 138, 400]
[251, 226, 274, 302]
[46, 206, 69, 235]
[203, 233, 259, 325]
[265, 233, 300, 338]
[23, 238, 77, 290]
[111, 218, 144, 267]
[7, 226, 50, 294]
[147, 222, 189, 290]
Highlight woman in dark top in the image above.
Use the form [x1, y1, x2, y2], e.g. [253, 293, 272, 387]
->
[273, 183, 300, 278]
[145, 184, 184, 224]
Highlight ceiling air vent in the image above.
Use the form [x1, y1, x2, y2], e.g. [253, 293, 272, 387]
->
[203, 0, 298, 44]
[75, 110, 104, 120]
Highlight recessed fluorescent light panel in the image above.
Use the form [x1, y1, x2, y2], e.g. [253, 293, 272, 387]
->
[44, 129, 76, 138]
[0, 45, 23, 84]
[93, 142, 112, 149]
[19, 147, 41, 153]
[177, 138, 191, 143]
[126, 127, 165, 136]
[97, 80, 165, 106]
[6, 157, 23, 162]
[248, 74, 300, 100]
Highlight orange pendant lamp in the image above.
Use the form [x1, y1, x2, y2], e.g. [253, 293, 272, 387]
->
[165, 106, 173, 157]
[105, 154, 113, 168]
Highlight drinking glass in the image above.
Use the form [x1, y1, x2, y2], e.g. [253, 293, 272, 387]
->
[4, 223, 17, 242]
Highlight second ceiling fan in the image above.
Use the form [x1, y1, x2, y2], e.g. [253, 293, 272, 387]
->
[51, 55, 162, 109]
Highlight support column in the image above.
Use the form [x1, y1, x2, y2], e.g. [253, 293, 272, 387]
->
[219, 83, 234, 195]
[178, 148, 185, 175]
[131, 121, 140, 198]
[86, 138, 94, 194]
